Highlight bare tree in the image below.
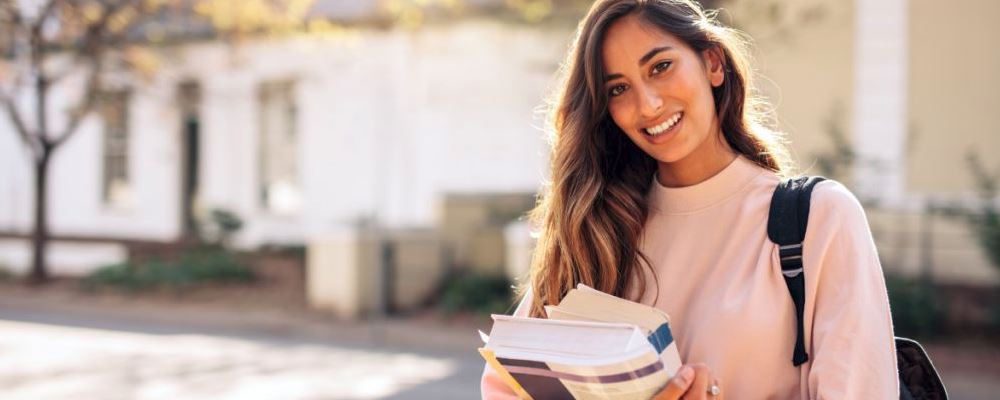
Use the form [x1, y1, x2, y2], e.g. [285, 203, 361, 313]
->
[0, 0, 799, 284]
[0, 0, 317, 284]
[0, 0, 142, 283]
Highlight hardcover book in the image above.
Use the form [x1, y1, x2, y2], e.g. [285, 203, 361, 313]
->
[479, 284, 682, 400]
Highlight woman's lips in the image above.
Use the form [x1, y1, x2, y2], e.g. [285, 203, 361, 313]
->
[641, 112, 683, 144]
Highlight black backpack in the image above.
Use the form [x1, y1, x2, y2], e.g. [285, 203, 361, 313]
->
[767, 176, 948, 400]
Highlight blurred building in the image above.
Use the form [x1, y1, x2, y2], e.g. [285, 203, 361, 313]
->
[0, 1, 565, 280]
[729, 0, 1000, 286]
[0, 0, 997, 291]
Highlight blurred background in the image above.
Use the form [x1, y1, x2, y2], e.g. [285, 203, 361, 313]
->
[0, 0, 997, 398]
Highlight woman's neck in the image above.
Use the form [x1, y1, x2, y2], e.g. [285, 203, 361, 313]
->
[656, 131, 738, 188]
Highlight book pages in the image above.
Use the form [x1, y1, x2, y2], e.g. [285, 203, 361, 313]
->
[479, 284, 682, 400]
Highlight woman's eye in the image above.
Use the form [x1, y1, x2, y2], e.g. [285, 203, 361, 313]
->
[653, 61, 672, 74]
[609, 84, 627, 97]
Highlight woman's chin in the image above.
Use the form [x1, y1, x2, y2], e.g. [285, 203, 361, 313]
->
[649, 148, 691, 165]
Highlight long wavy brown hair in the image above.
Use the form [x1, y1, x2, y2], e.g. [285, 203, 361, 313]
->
[521, 0, 794, 318]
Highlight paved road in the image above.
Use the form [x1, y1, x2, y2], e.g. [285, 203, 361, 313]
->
[1, 302, 996, 399]
[0, 305, 486, 399]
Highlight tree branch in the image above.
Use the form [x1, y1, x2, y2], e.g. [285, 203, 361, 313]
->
[0, 0, 20, 21]
[0, 92, 40, 159]
[12, 0, 157, 152]
[29, 21, 50, 148]
[31, 0, 60, 32]
[54, 66, 100, 148]
[0, 0, 25, 53]
[52, 0, 136, 149]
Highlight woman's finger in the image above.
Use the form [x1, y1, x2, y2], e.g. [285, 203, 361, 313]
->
[681, 364, 711, 400]
[652, 365, 696, 400]
[710, 377, 723, 400]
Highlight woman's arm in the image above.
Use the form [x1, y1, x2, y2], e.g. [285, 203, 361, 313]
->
[480, 285, 533, 400]
[801, 181, 899, 399]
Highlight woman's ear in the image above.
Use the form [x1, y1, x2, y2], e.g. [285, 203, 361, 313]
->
[702, 46, 725, 88]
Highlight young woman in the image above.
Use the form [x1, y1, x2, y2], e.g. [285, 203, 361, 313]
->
[481, 1, 898, 399]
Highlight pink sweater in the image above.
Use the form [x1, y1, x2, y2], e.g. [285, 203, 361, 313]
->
[481, 155, 898, 399]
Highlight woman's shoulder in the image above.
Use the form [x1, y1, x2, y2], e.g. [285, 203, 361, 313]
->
[804, 178, 874, 242]
[748, 172, 862, 214]
[809, 179, 867, 220]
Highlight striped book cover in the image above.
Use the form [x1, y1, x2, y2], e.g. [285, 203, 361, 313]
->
[479, 284, 680, 400]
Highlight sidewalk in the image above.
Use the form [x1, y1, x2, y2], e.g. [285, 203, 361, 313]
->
[0, 278, 490, 352]
[0, 282, 490, 399]
[1, 282, 998, 399]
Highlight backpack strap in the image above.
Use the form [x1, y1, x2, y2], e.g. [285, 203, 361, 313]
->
[767, 176, 826, 367]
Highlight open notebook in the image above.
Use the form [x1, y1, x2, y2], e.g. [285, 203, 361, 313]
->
[479, 284, 682, 400]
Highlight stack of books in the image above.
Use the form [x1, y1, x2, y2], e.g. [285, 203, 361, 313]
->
[479, 284, 681, 400]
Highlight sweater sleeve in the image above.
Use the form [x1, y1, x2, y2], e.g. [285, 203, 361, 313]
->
[800, 181, 898, 399]
[480, 286, 533, 400]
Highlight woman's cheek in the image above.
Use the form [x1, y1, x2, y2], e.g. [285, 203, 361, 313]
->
[608, 104, 628, 133]
[613, 101, 637, 132]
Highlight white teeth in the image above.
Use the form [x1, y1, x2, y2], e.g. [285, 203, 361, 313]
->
[646, 112, 682, 136]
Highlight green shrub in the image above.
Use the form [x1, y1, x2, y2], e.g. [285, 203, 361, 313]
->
[963, 151, 1000, 333]
[885, 274, 948, 339]
[84, 247, 254, 292]
[439, 270, 513, 315]
[194, 208, 245, 246]
[965, 151, 1000, 273]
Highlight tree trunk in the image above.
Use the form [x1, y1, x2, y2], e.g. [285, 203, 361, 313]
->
[29, 148, 51, 284]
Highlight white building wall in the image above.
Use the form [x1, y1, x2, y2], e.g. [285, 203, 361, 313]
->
[0, 116, 34, 232]
[0, 68, 183, 241]
[183, 20, 566, 245]
[0, 19, 568, 265]
[853, 0, 909, 207]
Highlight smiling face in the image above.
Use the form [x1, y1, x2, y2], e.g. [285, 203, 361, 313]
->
[601, 14, 731, 180]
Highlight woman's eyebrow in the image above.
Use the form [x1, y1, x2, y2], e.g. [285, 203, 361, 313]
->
[604, 45, 675, 82]
[638, 46, 673, 66]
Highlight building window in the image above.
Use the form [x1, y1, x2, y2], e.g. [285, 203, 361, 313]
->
[101, 90, 131, 207]
[258, 80, 301, 215]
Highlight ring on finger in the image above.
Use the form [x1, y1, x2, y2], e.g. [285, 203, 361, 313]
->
[707, 381, 721, 398]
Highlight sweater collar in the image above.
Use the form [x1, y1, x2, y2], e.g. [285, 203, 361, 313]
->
[647, 155, 765, 214]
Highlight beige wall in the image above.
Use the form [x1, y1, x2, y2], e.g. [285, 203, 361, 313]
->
[305, 227, 446, 318]
[724, 0, 997, 283]
[437, 193, 536, 275]
[907, 0, 1000, 194]
[730, 0, 1000, 195]
[728, 0, 856, 179]
[388, 229, 446, 309]
[306, 229, 381, 319]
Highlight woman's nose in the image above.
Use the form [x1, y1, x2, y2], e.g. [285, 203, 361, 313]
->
[637, 83, 663, 118]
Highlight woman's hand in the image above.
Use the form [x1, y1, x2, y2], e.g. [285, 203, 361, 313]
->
[652, 364, 723, 400]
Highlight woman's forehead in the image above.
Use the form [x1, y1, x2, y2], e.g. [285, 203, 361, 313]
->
[602, 16, 685, 67]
